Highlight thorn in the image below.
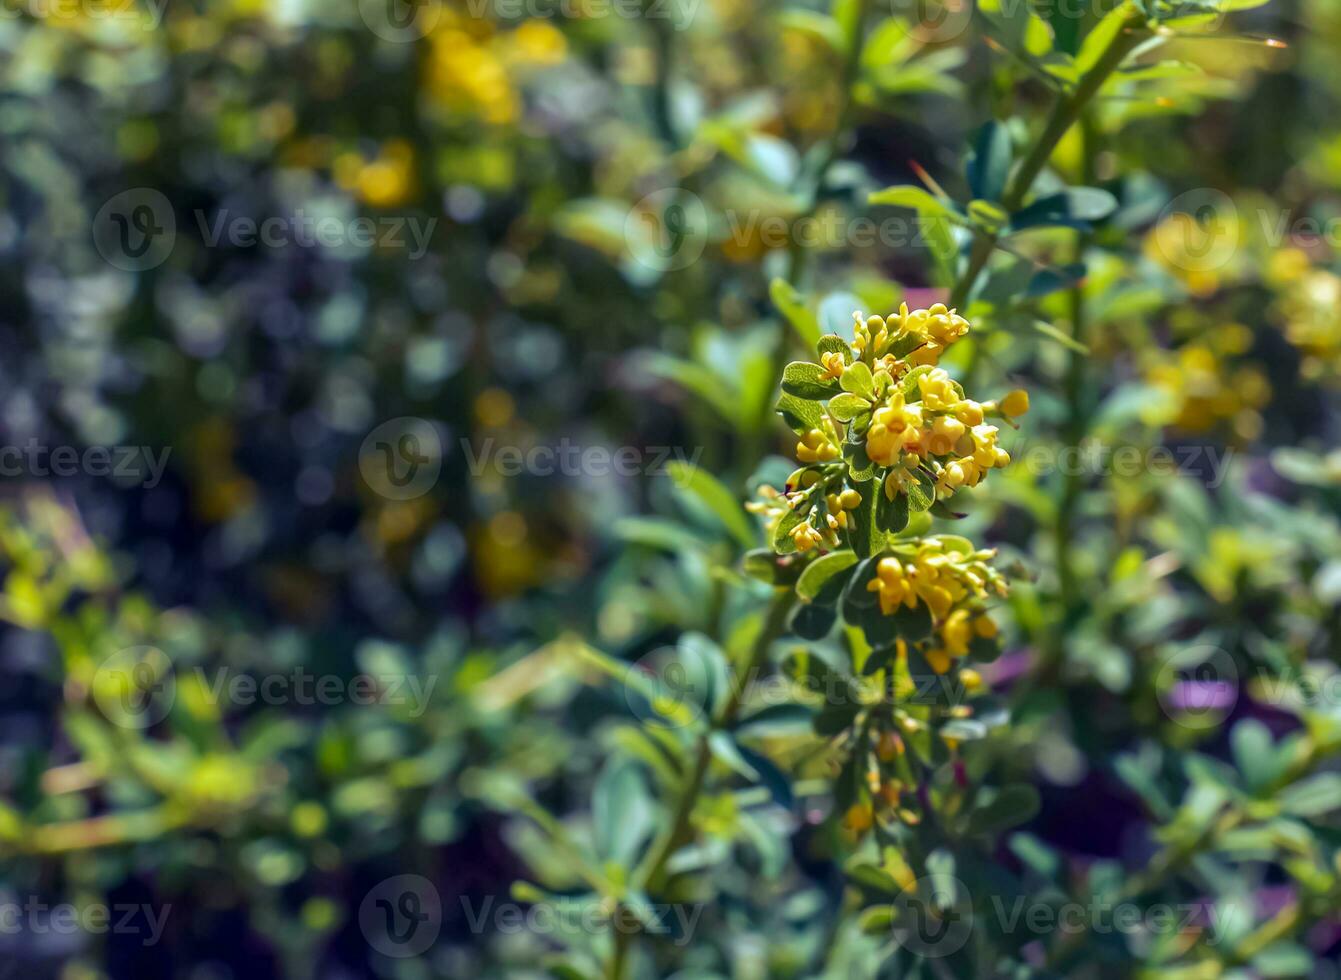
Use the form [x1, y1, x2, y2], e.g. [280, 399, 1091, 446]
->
[907, 159, 951, 201]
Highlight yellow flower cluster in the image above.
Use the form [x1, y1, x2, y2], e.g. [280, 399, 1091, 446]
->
[865, 368, 1018, 500]
[853, 303, 970, 369]
[1270, 253, 1341, 385]
[761, 306, 1027, 556]
[1143, 324, 1269, 440]
[746, 480, 863, 553]
[425, 12, 567, 126]
[866, 538, 1005, 674]
[852, 306, 1026, 504]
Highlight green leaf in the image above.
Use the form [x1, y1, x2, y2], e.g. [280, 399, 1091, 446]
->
[1031, 317, 1090, 354]
[1279, 774, 1341, 818]
[814, 698, 861, 737]
[777, 392, 824, 435]
[817, 334, 854, 364]
[828, 392, 870, 421]
[1231, 719, 1278, 794]
[770, 278, 821, 348]
[940, 719, 988, 741]
[797, 550, 859, 602]
[680, 632, 731, 718]
[637, 353, 740, 425]
[789, 601, 837, 640]
[876, 487, 909, 534]
[743, 548, 780, 583]
[840, 360, 874, 398]
[967, 784, 1041, 836]
[846, 479, 879, 558]
[840, 556, 883, 629]
[735, 703, 817, 738]
[782, 361, 841, 400]
[868, 185, 957, 220]
[901, 364, 936, 400]
[846, 862, 900, 896]
[905, 469, 936, 513]
[1076, 2, 1132, 76]
[709, 730, 759, 780]
[668, 463, 757, 550]
[776, 10, 844, 54]
[592, 760, 656, 866]
[1251, 943, 1313, 979]
[843, 441, 876, 483]
[734, 742, 794, 808]
[968, 198, 1010, 234]
[773, 506, 805, 554]
[967, 121, 1012, 202]
[886, 600, 932, 642]
[1026, 263, 1088, 299]
[1011, 187, 1117, 230]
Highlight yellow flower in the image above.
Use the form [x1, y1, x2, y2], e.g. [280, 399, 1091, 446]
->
[796, 427, 840, 464]
[843, 802, 874, 832]
[999, 389, 1030, 418]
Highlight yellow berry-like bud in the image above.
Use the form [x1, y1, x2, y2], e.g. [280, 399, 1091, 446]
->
[960, 668, 983, 692]
[843, 803, 874, 832]
[973, 615, 998, 638]
[1000, 389, 1030, 417]
[839, 488, 862, 509]
[956, 401, 984, 426]
[876, 731, 905, 761]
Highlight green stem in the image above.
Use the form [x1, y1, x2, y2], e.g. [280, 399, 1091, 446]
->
[1049, 109, 1098, 672]
[948, 16, 1148, 312]
[760, 0, 873, 437]
[605, 591, 796, 979]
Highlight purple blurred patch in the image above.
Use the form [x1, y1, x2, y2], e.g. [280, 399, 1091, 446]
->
[1167, 679, 1236, 711]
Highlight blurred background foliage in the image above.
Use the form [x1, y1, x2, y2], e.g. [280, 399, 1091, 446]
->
[0, 0, 1339, 977]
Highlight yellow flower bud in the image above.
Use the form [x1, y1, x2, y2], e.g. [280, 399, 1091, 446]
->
[843, 803, 874, 832]
[1000, 389, 1030, 417]
[876, 731, 905, 761]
